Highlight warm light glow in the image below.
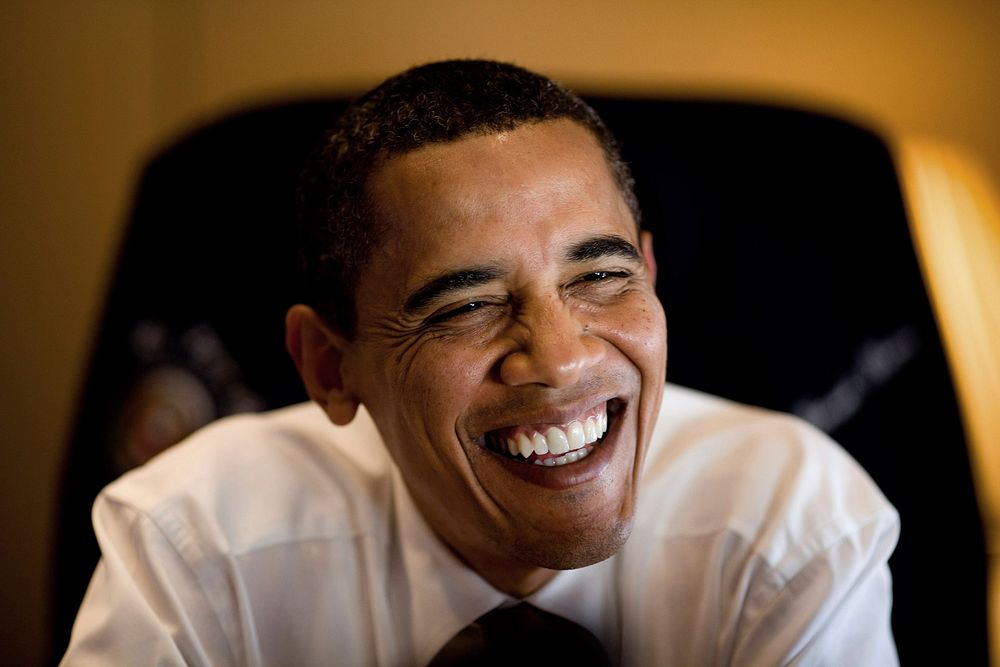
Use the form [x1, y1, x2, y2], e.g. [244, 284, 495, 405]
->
[899, 139, 1000, 667]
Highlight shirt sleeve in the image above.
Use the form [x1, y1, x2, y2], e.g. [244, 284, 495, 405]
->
[59, 495, 239, 667]
[731, 511, 900, 666]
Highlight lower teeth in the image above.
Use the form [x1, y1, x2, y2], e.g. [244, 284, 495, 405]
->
[533, 447, 591, 467]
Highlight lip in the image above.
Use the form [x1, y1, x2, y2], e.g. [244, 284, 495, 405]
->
[476, 393, 618, 436]
[478, 398, 625, 490]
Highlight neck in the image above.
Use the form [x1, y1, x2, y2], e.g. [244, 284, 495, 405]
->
[470, 554, 558, 598]
[431, 524, 559, 597]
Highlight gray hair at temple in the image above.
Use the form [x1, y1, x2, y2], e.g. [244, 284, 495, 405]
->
[297, 59, 640, 335]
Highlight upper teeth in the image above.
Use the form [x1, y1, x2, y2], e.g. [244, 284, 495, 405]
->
[504, 410, 608, 459]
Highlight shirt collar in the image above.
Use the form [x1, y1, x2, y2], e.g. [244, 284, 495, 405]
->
[391, 464, 509, 665]
[388, 459, 620, 664]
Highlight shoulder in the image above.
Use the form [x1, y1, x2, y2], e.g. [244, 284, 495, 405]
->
[618, 385, 899, 664]
[638, 384, 898, 577]
[96, 402, 394, 556]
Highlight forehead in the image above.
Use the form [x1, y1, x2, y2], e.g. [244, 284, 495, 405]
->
[359, 119, 635, 302]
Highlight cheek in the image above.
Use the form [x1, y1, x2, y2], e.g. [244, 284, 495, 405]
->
[387, 345, 501, 501]
[401, 340, 499, 428]
[609, 297, 668, 371]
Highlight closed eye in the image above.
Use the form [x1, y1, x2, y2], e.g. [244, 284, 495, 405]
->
[426, 300, 500, 325]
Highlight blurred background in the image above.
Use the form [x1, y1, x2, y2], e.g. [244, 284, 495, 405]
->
[2, 1, 999, 664]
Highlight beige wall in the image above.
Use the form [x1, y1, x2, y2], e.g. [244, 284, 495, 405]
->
[3, 1, 998, 663]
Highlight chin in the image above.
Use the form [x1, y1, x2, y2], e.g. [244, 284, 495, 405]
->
[515, 515, 635, 571]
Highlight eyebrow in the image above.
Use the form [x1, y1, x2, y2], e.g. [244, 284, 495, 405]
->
[565, 234, 641, 262]
[403, 266, 505, 315]
[401, 235, 641, 316]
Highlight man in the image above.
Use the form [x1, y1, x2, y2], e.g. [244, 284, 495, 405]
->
[62, 60, 899, 665]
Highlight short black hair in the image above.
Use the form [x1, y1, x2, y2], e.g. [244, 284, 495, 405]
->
[297, 59, 639, 335]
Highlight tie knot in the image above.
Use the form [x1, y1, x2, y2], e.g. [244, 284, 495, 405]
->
[428, 602, 613, 666]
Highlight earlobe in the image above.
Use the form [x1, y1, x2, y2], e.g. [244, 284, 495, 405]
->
[640, 230, 658, 285]
[285, 304, 360, 425]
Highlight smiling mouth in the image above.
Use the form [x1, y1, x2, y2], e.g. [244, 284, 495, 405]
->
[483, 399, 620, 467]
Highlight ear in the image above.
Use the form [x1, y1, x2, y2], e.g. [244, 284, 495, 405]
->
[640, 230, 658, 286]
[285, 304, 360, 425]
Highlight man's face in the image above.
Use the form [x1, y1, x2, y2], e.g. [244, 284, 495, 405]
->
[338, 119, 666, 594]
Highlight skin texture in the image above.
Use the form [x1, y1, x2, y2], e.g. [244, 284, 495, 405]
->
[287, 119, 667, 597]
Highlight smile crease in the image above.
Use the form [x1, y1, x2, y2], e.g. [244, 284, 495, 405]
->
[484, 407, 609, 468]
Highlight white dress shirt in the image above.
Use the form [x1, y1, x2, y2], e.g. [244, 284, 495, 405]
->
[61, 384, 899, 666]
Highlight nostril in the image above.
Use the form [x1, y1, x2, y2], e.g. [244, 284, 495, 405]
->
[498, 302, 605, 387]
[499, 336, 605, 388]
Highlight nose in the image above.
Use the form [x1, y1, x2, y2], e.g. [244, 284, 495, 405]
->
[499, 296, 605, 388]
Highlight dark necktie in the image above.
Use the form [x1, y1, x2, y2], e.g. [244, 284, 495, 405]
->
[427, 602, 614, 666]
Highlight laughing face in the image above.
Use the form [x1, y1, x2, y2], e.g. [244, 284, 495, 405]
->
[291, 119, 667, 596]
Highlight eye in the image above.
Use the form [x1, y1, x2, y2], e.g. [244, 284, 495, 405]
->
[566, 269, 635, 303]
[426, 300, 492, 325]
[577, 270, 631, 283]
